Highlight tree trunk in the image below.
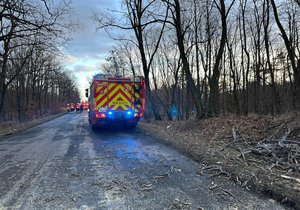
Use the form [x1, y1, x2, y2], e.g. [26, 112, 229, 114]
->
[227, 39, 240, 116]
[0, 38, 11, 117]
[264, 0, 281, 114]
[208, 0, 227, 117]
[173, 0, 204, 119]
[270, 0, 300, 109]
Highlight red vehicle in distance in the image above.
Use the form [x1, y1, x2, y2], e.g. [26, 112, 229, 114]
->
[81, 101, 89, 110]
[67, 103, 75, 112]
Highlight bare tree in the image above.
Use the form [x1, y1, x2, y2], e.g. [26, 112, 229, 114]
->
[294, 0, 300, 7]
[207, 0, 235, 117]
[238, 0, 251, 115]
[93, 0, 300, 119]
[270, 0, 300, 108]
[95, 0, 170, 120]
[161, 0, 204, 119]
[0, 0, 72, 117]
[262, 0, 281, 114]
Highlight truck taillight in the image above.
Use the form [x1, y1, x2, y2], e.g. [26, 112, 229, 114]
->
[96, 113, 106, 118]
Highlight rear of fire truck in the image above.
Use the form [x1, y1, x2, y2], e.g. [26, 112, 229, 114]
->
[87, 74, 145, 130]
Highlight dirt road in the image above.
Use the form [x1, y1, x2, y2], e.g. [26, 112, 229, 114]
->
[0, 113, 286, 209]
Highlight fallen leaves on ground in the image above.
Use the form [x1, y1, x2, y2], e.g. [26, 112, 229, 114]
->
[139, 112, 300, 209]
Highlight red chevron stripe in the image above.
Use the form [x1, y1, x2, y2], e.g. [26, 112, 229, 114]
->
[108, 89, 133, 104]
[108, 90, 120, 104]
[107, 83, 119, 95]
[116, 105, 124, 110]
[109, 104, 134, 111]
[108, 103, 131, 111]
[96, 83, 119, 108]
[108, 104, 118, 110]
[95, 82, 138, 110]
[99, 85, 107, 93]
[94, 88, 100, 99]
[96, 93, 108, 107]
[98, 88, 107, 101]
[102, 100, 109, 108]
[135, 107, 141, 112]
[108, 83, 132, 97]
[94, 84, 107, 99]
[95, 85, 108, 107]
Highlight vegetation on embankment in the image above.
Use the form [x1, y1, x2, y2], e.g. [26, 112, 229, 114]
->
[139, 113, 300, 209]
[0, 112, 66, 137]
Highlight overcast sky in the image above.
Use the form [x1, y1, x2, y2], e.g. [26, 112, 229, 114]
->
[63, 0, 123, 100]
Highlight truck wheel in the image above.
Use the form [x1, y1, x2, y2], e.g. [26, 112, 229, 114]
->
[126, 123, 137, 129]
[91, 124, 98, 131]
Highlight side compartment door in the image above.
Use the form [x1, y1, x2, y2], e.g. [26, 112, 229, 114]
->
[95, 81, 108, 111]
[133, 81, 144, 114]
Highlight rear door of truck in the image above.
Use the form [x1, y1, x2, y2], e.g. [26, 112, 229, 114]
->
[107, 80, 133, 112]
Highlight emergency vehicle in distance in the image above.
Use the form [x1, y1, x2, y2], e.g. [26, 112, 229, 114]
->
[86, 74, 145, 130]
[81, 101, 89, 110]
[66, 103, 75, 112]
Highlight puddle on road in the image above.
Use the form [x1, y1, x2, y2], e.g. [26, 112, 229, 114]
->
[114, 138, 147, 161]
[93, 136, 152, 168]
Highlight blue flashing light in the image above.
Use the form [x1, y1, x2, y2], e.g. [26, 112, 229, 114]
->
[107, 110, 114, 118]
[126, 111, 133, 118]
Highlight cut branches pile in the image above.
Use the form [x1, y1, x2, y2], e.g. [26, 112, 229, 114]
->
[234, 129, 300, 175]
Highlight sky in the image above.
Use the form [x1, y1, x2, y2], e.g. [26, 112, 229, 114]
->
[62, 0, 123, 100]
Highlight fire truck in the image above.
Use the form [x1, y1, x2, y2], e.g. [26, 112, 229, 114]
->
[86, 74, 145, 130]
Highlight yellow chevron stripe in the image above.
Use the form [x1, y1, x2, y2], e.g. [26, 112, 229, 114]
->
[110, 93, 131, 107]
[111, 103, 128, 110]
[97, 97, 108, 109]
[96, 88, 108, 103]
[124, 84, 133, 98]
[94, 82, 139, 111]
[108, 84, 133, 103]
[110, 84, 132, 99]
[134, 105, 141, 112]
[95, 82, 108, 109]
[108, 84, 119, 97]
[95, 82, 107, 93]
[96, 86, 102, 93]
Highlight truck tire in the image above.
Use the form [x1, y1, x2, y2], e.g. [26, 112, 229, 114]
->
[91, 124, 98, 131]
[126, 123, 137, 129]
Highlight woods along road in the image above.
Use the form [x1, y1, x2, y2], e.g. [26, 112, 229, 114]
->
[0, 113, 286, 209]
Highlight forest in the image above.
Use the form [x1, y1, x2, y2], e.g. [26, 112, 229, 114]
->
[0, 0, 80, 122]
[1, 0, 299, 123]
[96, 0, 300, 120]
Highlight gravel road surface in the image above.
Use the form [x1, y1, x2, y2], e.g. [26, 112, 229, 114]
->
[0, 113, 286, 209]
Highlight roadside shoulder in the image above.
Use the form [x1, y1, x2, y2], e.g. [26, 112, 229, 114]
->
[138, 115, 300, 210]
[0, 113, 66, 138]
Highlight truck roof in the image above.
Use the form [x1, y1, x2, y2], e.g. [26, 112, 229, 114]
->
[92, 74, 143, 82]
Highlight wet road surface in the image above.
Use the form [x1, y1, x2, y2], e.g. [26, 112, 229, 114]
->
[0, 113, 285, 209]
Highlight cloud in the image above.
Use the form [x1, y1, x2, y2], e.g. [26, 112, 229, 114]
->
[62, 0, 124, 99]
[71, 63, 100, 74]
[66, 0, 122, 59]
[63, 0, 125, 70]
[63, 55, 104, 73]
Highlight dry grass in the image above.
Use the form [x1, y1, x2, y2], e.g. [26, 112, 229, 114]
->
[0, 113, 65, 137]
[139, 113, 300, 209]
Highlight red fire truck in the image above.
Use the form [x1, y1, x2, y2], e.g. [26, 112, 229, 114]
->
[86, 74, 145, 130]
